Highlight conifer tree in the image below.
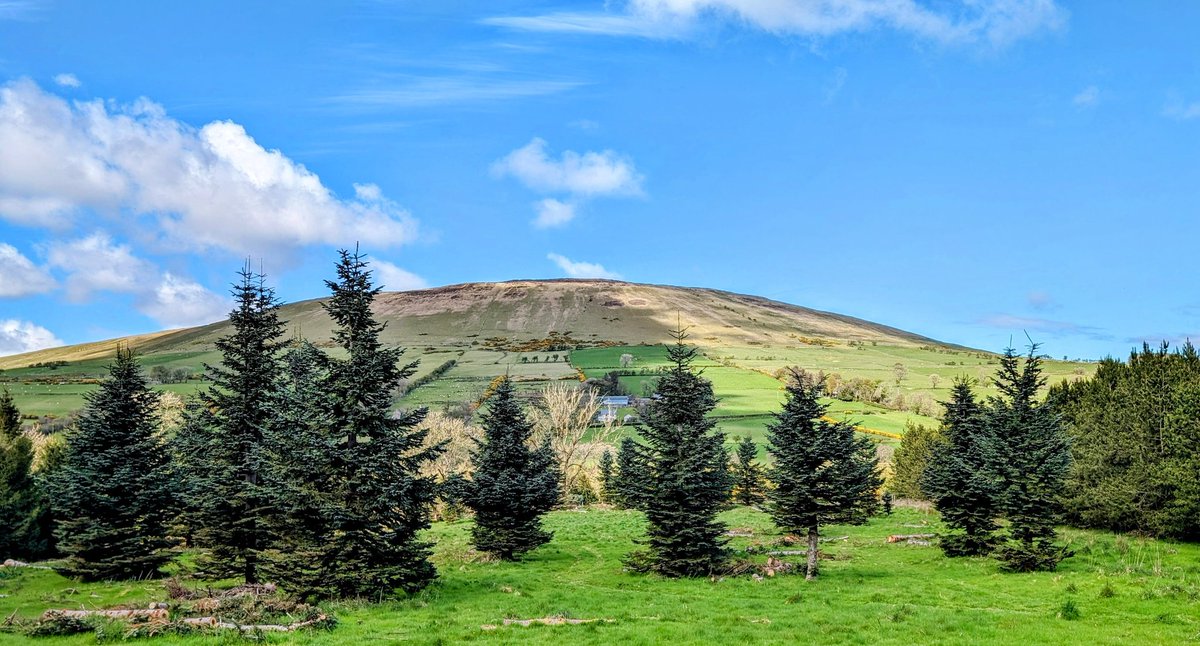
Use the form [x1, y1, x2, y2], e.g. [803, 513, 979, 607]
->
[0, 389, 53, 559]
[612, 437, 650, 510]
[598, 448, 615, 503]
[988, 347, 1072, 571]
[176, 264, 284, 583]
[50, 348, 174, 581]
[731, 435, 765, 506]
[259, 340, 339, 598]
[766, 372, 881, 580]
[295, 247, 441, 598]
[466, 377, 560, 559]
[922, 378, 1000, 556]
[638, 327, 731, 577]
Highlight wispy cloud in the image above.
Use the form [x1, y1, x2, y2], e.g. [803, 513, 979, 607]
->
[547, 253, 622, 280]
[371, 259, 428, 291]
[1072, 85, 1099, 109]
[1026, 290, 1057, 311]
[1163, 94, 1200, 121]
[328, 77, 584, 109]
[977, 314, 1111, 340]
[485, 0, 1068, 48]
[0, 243, 55, 297]
[0, 0, 42, 20]
[53, 73, 80, 88]
[492, 137, 645, 228]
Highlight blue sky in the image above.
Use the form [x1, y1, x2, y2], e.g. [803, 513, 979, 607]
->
[0, 0, 1197, 360]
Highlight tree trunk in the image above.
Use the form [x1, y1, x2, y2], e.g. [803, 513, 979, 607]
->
[806, 525, 819, 580]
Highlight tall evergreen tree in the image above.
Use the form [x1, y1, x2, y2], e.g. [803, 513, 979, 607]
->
[889, 422, 942, 501]
[176, 264, 284, 583]
[922, 378, 1001, 556]
[293, 247, 441, 598]
[259, 340, 339, 598]
[766, 372, 881, 580]
[988, 347, 1072, 572]
[0, 389, 53, 559]
[598, 448, 615, 503]
[466, 378, 560, 560]
[612, 437, 650, 510]
[50, 348, 174, 581]
[638, 327, 731, 577]
[731, 436, 765, 506]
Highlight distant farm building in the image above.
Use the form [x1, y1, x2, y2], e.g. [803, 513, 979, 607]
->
[596, 396, 631, 423]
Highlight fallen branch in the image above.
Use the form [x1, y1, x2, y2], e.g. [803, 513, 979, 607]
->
[482, 616, 608, 629]
[887, 533, 936, 544]
[821, 535, 849, 543]
[2, 558, 52, 570]
[41, 608, 168, 622]
[180, 614, 330, 632]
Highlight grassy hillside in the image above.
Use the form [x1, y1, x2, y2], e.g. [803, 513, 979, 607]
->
[0, 280, 1095, 437]
[2, 506, 1196, 644]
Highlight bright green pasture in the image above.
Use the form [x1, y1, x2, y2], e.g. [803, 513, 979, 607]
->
[2, 507, 1196, 644]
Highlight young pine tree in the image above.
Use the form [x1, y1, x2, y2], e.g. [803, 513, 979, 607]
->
[922, 378, 1001, 556]
[612, 437, 650, 510]
[176, 264, 284, 583]
[731, 435, 765, 506]
[51, 348, 175, 581]
[313, 248, 442, 597]
[598, 448, 615, 503]
[638, 327, 731, 577]
[0, 389, 53, 559]
[988, 347, 1073, 572]
[766, 372, 881, 580]
[466, 378, 560, 560]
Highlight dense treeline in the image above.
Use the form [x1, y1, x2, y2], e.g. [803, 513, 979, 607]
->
[1052, 343, 1200, 540]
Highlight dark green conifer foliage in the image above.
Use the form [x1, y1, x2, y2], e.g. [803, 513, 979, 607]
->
[922, 378, 1001, 557]
[612, 437, 650, 510]
[638, 327, 731, 577]
[178, 265, 284, 583]
[0, 389, 53, 559]
[766, 372, 881, 580]
[890, 422, 942, 500]
[731, 436, 765, 506]
[988, 347, 1072, 572]
[466, 378, 560, 560]
[881, 491, 894, 515]
[51, 348, 174, 581]
[307, 248, 441, 598]
[259, 340, 339, 598]
[598, 449, 615, 503]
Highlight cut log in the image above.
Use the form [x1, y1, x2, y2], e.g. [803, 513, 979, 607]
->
[41, 608, 169, 622]
[887, 533, 936, 543]
[180, 614, 329, 632]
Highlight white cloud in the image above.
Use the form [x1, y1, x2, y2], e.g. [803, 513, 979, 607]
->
[485, 0, 1067, 47]
[492, 138, 643, 197]
[1163, 96, 1200, 121]
[1072, 85, 1099, 108]
[533, 198, 577, 228]
[547, 253, 622, 279]
[53, 73, 80, 88]
[0, 319, 62, 356]
[372, 259, 429, 291]
[137, 272, 229, 328]
[46, 233, 151, 301]
[0, 79, 418, 254]
[329, 78, 584, 109]
[0, 243, 55, 297]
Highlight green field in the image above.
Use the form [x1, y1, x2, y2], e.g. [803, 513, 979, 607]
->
[2, 506, 1196, 644]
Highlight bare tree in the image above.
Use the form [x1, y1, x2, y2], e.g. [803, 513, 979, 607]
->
[619, 353, 635, 369]
[929, 374, 941, 389]
[892, 362, 908, 385]
[418, 411, 480, 483]
[529, 381, 620, 501]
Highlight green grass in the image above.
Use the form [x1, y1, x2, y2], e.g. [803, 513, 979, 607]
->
[2, 507, 1196, 644]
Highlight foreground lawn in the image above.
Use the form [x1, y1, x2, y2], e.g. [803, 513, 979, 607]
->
[2, 507, 1197, 644]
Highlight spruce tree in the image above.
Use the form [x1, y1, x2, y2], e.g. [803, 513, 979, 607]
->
[598, 448, 615, 503]
[0, 389, 53, 559]
[731, 435, 765, 506]
[766, 372, 881, 580]
[50, 348, 174, 581]
[259, 340, 339, 598]
[988, 347, 1072, 571]
[177, 264, 284, 583]
[303, 247, 441, 598]
[612, 437, 650, 510]
[466, 377, 560, 560]
[922, 378, 1001, 556]
[638, 327, 731, 577]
